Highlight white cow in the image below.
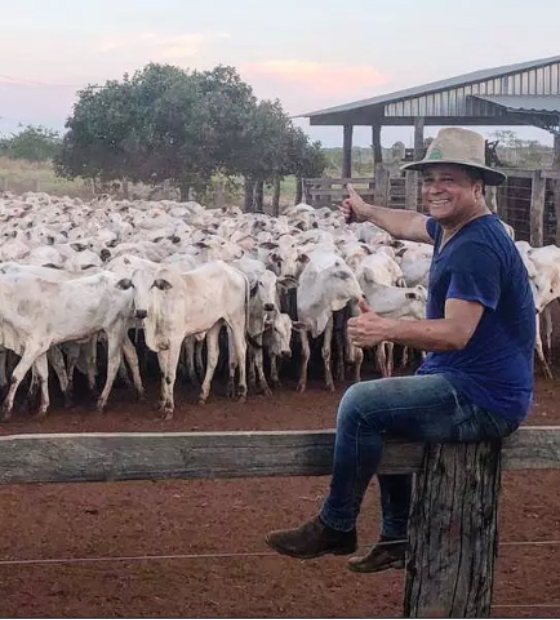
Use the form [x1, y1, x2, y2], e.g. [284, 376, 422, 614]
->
[128, 261, 249, 419]
[295, 251, 364, 392]
[0, 270, 135, 419]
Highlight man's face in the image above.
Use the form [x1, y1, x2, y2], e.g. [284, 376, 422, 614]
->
[421, 165, 483, 223]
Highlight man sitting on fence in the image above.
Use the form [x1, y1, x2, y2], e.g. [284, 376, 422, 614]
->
[265, 127, 536, 573]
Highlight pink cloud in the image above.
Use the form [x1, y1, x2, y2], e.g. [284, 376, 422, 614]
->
[241, 60, 389, 105]
[239, 60, 390, 116]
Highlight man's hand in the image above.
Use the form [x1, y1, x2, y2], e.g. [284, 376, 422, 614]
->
[347, 298, 391, 347]
[340, 184, 372, 224]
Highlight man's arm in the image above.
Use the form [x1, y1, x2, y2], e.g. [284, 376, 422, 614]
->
[342, 183, 433, 244]
[364, 204, 432, 244]
[383, 299, 484, 351]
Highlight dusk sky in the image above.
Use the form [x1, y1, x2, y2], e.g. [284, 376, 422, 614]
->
[1, 0, 559, 147]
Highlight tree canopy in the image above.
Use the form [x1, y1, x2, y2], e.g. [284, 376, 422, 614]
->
[55, 63, 326, 197]
[0, 125, 62, 162]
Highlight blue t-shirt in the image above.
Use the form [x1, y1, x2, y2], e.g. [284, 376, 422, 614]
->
[416, 214, 536, 423]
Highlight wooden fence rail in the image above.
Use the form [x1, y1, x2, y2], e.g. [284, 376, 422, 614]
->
[304, 168, 560, 247]
[0, 427, 559, 617]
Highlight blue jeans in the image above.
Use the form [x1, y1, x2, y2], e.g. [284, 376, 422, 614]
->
[319, 374, 518, 537]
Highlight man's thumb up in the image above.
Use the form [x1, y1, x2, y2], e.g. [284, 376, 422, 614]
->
[358, 297, 372, 314]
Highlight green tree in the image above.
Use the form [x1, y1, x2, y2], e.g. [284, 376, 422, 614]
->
[0, 125, 62, 162]
[55, 63, 257, 198]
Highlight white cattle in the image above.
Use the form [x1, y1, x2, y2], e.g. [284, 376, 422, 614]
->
[128, 261, 249, 419]
[361, 283, 428, 378]
[295, 251, 364, 392]
[0, 270, 135, 419]
[233, 256, 282, 395]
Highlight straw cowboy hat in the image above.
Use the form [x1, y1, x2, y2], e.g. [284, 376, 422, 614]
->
[401, 127, 507, 186]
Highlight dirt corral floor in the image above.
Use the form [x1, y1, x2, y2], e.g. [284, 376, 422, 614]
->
[0, 374, 559, 618]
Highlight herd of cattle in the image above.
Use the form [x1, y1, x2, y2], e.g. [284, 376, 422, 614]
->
[0, 190, 556, 421]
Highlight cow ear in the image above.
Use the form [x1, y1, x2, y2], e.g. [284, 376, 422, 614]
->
[153, 278, 173, 291]
[405, 291, 417, 300]
[116, 278, 133, 290]
[250, 282, 258, 298]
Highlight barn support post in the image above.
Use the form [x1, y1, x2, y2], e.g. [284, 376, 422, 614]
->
[414, 117, 425, 159]
[404, 441, 503, 618]
[552, 134, 560, 245]
[530, 169, 545, 247]
[402, 118, 425, 213]
[371, 124, 383, 167]
[342, 125, 353, 179]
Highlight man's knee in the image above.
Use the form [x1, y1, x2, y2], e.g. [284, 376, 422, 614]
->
[337, 380, 379, 425]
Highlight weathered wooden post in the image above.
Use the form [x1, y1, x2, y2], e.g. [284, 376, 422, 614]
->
[530, 169, 545, 247]
[404, 442, 502, 618]
[342, 125, 353, 179]
[551, 134, 560, 245]
[496, 177, 508, 223]
[374, 164, 390, 206]
[405, 171, 419, 211]
[485, 185, 497, 213]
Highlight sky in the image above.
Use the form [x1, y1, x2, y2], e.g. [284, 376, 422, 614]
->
[1, 0, 559, 147]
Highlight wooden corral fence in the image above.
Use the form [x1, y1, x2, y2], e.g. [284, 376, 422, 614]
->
[304, 168, 560, 247]
[2, 427, 559, 618]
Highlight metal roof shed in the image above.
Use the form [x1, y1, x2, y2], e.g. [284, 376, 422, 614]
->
[301, 55, 560, 176]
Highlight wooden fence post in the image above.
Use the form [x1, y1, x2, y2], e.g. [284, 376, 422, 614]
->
[554, 179, 560, 246]
[530, 169, 545, 247]
[405, 171, 419, 211]
[404, 442, 502, 618]
[374, 164, 390, 206]
[496, 178, 508, 223]
[485, 185, 497, 213]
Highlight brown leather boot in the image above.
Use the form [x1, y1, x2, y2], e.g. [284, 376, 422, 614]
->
[347, 539, 407, 573]
[265, 516, 357, 559]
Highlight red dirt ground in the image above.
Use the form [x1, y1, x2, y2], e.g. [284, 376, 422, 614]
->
[0, 373, 559, 618]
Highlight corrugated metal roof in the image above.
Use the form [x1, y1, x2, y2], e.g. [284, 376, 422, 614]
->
[302, 54, 560, 117]
[470, 95, 560, 113]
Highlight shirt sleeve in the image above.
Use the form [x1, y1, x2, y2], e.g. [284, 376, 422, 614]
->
[445, 243, 502, 311]
[425, 217, 438, 241]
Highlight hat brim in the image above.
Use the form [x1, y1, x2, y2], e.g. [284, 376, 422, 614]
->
[400, 159, 507, 186]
